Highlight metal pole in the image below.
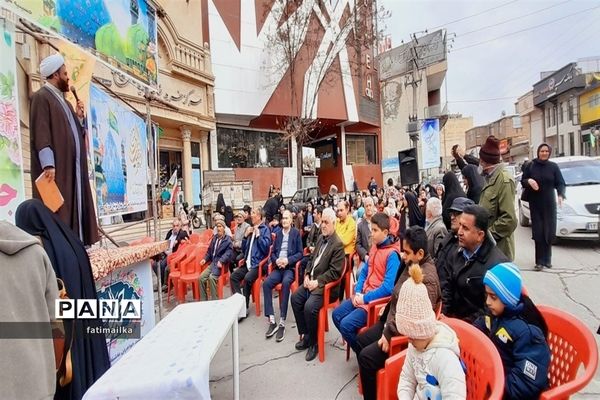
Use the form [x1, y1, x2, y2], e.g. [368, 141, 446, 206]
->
[146, 90, 163, 320]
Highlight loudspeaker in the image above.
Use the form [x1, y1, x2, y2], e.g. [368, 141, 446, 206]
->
[398, 148, 419, 186]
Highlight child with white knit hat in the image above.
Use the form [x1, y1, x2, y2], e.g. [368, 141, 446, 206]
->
[396, 264, 466, 400]
[474, 262, 550, 399]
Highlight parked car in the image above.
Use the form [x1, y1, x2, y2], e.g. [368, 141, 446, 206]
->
[518, 156, 600, 240]
[288, 186, 322, 211]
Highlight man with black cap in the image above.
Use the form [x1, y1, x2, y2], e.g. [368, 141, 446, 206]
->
[435, 197, 474, 292]
[478, 135, 517, 261]
[30, 53, 99, 245]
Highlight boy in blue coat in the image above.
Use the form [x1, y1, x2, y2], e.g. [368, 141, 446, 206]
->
[199, 219, 233, 300]
[474, 262, 551, 400]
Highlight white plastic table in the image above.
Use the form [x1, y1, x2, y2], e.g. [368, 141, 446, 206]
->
[83, 294, 246, 400]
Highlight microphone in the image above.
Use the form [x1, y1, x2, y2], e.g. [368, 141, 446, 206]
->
[70, 86, 79, 102]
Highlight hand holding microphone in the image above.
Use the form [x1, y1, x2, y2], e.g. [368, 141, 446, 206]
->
[70, 86, 85, 119]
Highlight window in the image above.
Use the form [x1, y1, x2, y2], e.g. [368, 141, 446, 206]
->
[546, 108, 551, 128]
[216, 127, 290, 168]
[551, 105, 556, 126]
[569, 132, 575, 156]
[559, 135, 565, 155]
[559, 102, 564, 124]
[568, 100, 574, 121]
[346, 135, 378, 165]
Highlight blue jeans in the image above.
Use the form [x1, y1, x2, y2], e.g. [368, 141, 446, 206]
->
[332, 299, 368, 354]
[262, 268, 295, 319]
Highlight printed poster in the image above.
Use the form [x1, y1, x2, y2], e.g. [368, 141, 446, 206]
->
[89, 84, 148, 217]
[9, 0, 158, 86]
[420, 119, 441, 170]
[0, 20, 25, 223]
[53, 38, 96, 109]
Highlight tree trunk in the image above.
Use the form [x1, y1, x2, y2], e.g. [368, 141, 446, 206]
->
[296, 136, 303, 190]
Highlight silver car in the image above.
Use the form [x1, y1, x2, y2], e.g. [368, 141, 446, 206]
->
[518, 156, 600, 240]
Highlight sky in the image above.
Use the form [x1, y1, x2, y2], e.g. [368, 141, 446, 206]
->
[380, 0, 600, 126]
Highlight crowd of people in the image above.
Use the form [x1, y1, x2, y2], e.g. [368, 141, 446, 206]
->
[188, 135, 565, 400]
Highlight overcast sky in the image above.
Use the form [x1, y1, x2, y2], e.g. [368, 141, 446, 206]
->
[380, 0, 600, 126]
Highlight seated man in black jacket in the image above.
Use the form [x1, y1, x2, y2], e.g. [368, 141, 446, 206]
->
[153, 219, 189, 290]
[442, 205, 508, 323]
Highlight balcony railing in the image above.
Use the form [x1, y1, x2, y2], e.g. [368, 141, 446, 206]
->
[424, 103, 448, 119]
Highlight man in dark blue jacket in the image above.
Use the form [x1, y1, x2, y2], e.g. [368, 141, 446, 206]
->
[262, 210, 304, 341]
[230, 206, 272, 312]
[199, 219, 233, 300]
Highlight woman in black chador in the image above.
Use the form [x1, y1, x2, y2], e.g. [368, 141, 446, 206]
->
[16, 199, 110, 400]
[521, 144, 566, 270]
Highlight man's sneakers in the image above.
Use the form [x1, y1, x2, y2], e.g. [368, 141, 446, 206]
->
[265, 322, 278, 338]
[275, 325, 285, 342]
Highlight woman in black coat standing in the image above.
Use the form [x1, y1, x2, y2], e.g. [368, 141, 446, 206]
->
[462, 164, 485, 204]
[521, 143, 566, 271]
[441, 171, 466, 229]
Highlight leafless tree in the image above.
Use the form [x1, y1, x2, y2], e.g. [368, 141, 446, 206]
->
[261, 0, 389, 189]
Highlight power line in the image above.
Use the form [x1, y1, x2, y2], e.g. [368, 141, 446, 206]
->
[457, 0, 572, 38]
[452, 4, 600, 52]
[429, 0, 520, 30]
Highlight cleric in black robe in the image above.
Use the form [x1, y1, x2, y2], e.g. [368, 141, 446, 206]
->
[16, 199, 110, 400]
[521, 144, 566, 270]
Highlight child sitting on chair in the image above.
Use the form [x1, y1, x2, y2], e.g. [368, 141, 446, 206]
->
[396, 264, 466, 400]
[474, 262, 551, 400]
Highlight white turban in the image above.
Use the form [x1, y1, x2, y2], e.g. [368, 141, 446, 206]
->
[40, 53, 65, 78]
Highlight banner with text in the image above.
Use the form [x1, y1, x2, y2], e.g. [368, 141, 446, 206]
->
[420, 119, 441, 170]
[0, 20, 25, 223]
[89, 84, 148, 217]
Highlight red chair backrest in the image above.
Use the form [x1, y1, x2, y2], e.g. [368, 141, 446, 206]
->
[188, 233, 201, 244]
[180, 249, 199, 275]
[443, 317, 504, 400]
[380, 317, 504, 400]
[538, 305, 599, 400]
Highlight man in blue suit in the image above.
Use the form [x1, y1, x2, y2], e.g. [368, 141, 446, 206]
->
[262, 210, 303, 341]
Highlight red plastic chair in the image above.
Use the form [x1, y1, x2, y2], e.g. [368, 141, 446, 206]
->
[216, 262, 230, 299]
[346, 296, 391, 361]
[377, 316, 505, 400]
[236, 251, 271, 316]
[166, 246, 194, 303]
[317, 259, 347, 362]
[538, 305, 599, 400]
[188, 233, 201, 244]
[178, 246, 203, 302]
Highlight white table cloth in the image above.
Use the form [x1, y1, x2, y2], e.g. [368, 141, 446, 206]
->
[83, 294, 246, 400]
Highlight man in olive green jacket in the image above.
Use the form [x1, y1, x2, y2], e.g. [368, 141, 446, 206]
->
[478, 136, 517, 261]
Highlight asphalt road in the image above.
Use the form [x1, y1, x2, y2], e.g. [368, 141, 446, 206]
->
[206, 223, 600, 399]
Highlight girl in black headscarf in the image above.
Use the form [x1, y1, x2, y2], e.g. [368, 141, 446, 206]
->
[462, 164, 485, 204]
[16, 199, 110, 400]
[521, 143, 566, 270]
[442, 171, 467, 229]
[404, 191, 425, 228]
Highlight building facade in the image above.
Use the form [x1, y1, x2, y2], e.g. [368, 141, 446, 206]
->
[515, 91, 543, 160]
[579, 75, 600, 156]
[379, 29, 448, 184]
[440, 114, 473, 169]
[202, 0, 382, 200]
[13, 0, 215, 215]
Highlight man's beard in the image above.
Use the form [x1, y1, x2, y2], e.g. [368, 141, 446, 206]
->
[58, 77, 69, 92]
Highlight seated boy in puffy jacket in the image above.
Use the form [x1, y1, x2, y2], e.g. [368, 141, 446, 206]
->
[396, 264, 466, 400]
[474, 262, 550, 399]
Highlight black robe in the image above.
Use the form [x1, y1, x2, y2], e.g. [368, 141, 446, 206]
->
[442, 172, 466, 229]
[16, 199, 110, 400]
[522, 159, 566, 244]
[30, 86, 99, 245]
[462, 164, 485, 204]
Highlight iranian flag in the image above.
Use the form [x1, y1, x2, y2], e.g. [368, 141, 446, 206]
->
[166, 169, 179, 205]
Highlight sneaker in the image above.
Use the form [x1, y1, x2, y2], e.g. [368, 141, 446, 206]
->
[305, 344, 318, 362]
[546, 264, 553, 269]
[275, 325, 285, 342]
[534, 264, 544, 271]
[265, 322, 278, 338]
[295, 338, 309, 351]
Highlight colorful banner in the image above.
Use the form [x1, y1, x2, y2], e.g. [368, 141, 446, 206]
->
[89, 84, 148, 217]
[10, 0, 158, 86]
[52, 38, 96, 109]
[420, 119, 441, 170]
[95, 259, 155, 364]
[0, 20, 25, 223]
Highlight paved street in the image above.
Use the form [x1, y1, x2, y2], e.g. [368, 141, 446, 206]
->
[205, 223, 600, 399]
